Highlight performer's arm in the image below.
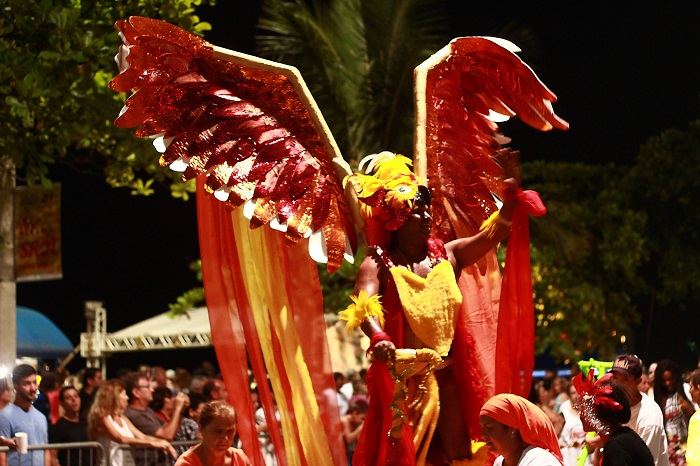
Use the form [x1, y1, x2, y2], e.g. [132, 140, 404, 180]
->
[354, 256, 395, 363]
[447, 170, 520, 269]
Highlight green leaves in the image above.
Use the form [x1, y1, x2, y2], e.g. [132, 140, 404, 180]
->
[623, 120, 700, 308]
[1, 0, 214, 189]
[524, 161, 647, 363]
[256, 0, 450, 164]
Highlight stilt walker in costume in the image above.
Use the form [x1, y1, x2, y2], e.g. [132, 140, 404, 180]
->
[108, 17, 567, 466]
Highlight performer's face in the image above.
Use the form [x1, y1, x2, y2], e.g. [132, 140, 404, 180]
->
[401, 201, 432, 237]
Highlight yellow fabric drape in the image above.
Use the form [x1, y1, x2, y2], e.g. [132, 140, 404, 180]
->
[230, 210, 335, 466]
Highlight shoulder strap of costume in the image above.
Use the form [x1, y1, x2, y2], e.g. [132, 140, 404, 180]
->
[369, 245, 395, 269]
[427, 237, 448, 264]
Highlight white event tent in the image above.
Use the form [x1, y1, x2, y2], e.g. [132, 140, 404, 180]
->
[81, 305, 367, 373]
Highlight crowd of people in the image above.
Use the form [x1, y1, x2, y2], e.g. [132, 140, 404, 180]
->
[522, 355, 700, 466]
[0, 362, 250, 466]
[1, 349, 700, 466]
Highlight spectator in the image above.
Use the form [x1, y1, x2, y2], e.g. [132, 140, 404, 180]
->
[354, 369, 368, 397]
[33, 372, 59, 425]
[480, 393, 563, 465]
[558, 381, 587, 466]
[124, 372, 189, 465]
[197, 363, 216, 379]
[341, 397, 368, 464]
[340, 370, 355, 401]
[255, 390, 279, 466]
[88, 379, 175, 466]
[174, 401, 251, 465]
[528, 379, 564, 436]
[188, 376, 207, 396]
[576, 373, 654, 466]
[173, 369, 191, 394]
[686, 369, 700, 465]
[187, 394, 207, 425]
[248, 389, 260, 415]
[79, 368, 104, 423]
[151, 387, 199, 456]
[0, 364, 50, 466]
[610, 354, 669, 466]
[552, 376, 570, 414]
[0, 377, 12, 411]
[49, 386, 96, 466]
[0, 376, 15, 451]
[202, 378, 227, 402]
[334, 372, 348, 417]
[152, 367, 169, 391]
[655, 359, 696, 465]
[639, 371, 652, 395]
[649, 363, 659, 397]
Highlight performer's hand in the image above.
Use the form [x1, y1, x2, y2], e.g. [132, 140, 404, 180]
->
[494, 148, 521, 188]
[372, 340, 396, 363]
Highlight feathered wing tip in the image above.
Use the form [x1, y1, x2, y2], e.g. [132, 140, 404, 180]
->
[109, 16, 361, 272]
[413, 36, 568, 242]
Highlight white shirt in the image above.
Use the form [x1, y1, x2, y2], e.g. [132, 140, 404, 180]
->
[493, 445, 561, 466]
[626, 393, 669, 466]
[99, 415, 135, 466]
[559, 400, 589, 466]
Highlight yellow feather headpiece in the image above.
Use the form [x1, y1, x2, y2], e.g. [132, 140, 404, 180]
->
[344, 152, 424, 231]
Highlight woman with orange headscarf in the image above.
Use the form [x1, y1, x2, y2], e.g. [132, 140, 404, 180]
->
[480, 393, 563, 466]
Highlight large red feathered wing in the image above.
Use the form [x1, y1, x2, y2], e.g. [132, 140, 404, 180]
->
[413, 37, 568, 404]
[110, 16, 357, 272]
[415, 36, 568, 239]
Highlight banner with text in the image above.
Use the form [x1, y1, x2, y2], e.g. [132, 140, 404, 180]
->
[14, 184, 62, 281]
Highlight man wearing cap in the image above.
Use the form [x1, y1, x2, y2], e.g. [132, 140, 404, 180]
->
[0, 364, 50, 466]
[611, 354, 670, 466]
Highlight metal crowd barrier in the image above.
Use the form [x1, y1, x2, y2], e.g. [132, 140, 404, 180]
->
[0, 439, 198, 466]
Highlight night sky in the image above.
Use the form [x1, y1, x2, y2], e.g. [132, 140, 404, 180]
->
[15, 2, 700, 374]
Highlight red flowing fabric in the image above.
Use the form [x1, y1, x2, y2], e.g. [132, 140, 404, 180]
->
[196, 178, 347, 465]
[196, 182, 271, 466]
[352, 362, 416, 466]
[494, 190, 546, 397]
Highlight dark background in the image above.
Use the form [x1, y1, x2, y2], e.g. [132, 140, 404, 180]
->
[15, 2, 700, 375]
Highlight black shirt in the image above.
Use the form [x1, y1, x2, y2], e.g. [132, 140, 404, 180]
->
[49, 417, 97, 465]
[602, 426, 655, 466]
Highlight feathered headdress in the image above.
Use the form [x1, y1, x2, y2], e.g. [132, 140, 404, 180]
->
[573, 369, 622, 435]
[345, 151, 425, 232]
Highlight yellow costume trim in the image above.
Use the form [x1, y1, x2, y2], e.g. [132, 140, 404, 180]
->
[479, 210, 501, 240]
[479, 210, 512, 240]
[339, 290, 385, 331]
[389, 348, 442, 465]
[390, 261, 462, 356]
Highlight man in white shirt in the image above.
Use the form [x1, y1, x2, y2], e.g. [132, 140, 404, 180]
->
[611, 354, 670, 466]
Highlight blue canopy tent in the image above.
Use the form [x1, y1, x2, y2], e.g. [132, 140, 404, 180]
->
[17, 306, 74, 359]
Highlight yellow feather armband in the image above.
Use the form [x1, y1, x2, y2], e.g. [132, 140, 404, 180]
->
[480, 210, 512, 239]
[338, 291, 384, 331]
